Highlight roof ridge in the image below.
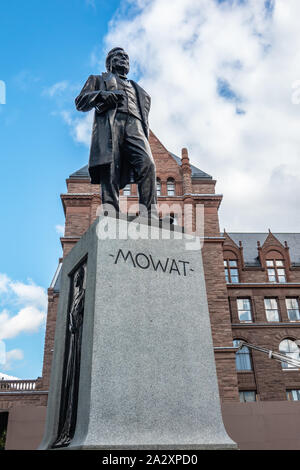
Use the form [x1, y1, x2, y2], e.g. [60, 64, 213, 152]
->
[70, 155, 213, 180]
[168, 152, 212, 179]
[228, 233, 300, 264]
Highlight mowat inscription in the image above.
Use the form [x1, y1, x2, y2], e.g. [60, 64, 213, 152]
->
[111, 249, 194, 276]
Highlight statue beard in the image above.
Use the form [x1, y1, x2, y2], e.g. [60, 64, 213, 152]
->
[111, 64, 130, 78]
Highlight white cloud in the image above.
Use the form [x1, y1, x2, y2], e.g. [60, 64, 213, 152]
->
[60, 110, 93, 146]
[0, 307, 45, 341]
[0, 371, 20, 380]
[0, 274, 47, 341]
[55, 224, 65, 236]
[0, 340, 5, 365]
[9, 282, 47, 311]
[93, 0, 300, 232]
[43, 80, 69, 97]
[0, 273, 9, 293]
[1, 349, 24, 372]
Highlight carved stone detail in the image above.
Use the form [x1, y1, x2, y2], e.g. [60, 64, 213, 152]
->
[52, 262, 86, 448]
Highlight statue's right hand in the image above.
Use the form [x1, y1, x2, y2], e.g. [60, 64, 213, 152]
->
[99, 90, 120, 108]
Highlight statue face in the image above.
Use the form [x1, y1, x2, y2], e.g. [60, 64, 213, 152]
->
[110, 49, 130, 75]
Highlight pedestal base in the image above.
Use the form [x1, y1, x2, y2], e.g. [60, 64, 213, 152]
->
[39, 216, 236, 450]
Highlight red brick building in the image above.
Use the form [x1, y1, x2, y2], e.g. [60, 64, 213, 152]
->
[1, 131, 300, 450]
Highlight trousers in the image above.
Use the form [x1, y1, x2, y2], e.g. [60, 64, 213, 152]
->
[100, 112, 157, 216]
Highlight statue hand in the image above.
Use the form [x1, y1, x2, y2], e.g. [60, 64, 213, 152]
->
[99, 91, 123, 109]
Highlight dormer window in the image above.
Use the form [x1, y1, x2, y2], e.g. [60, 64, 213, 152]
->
[224, 258, 239, 283]
[167, 178, 175, 196]
[266, 256, 286, 283]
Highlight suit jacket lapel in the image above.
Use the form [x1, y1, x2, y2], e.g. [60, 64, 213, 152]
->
[131, 80, 146, 123]
[101, 72, 118, 139]
[102, 72, 118, 91]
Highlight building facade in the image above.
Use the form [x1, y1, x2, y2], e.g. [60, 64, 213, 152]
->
[1, 131, 300, 449]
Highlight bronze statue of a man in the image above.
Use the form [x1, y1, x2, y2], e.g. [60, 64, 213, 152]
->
[75, 47, 157, 217]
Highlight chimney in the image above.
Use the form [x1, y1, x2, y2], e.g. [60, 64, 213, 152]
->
[181, 147, 192, 194]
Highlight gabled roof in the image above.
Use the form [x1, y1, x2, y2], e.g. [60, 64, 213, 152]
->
[69, 164, 90, 179]
[69, 154, 212, 180]
[169, 153, 212, 179]
[227, 233, 300, 266]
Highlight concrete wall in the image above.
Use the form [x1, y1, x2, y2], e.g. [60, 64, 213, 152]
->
[4, 402, 300, 450]
[222, 401, 300, 450]
[5, 406, 47, 450]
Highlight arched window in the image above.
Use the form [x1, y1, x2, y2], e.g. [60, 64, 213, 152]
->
[156, 178, 161, 196]
[224, 254, 239, 283]
[266, 251, 286, 283]
[123, 184, 131, 196]
[279, 339, 300, 369]
[167, 178, 175, 196]
[233, 339, 252, 371]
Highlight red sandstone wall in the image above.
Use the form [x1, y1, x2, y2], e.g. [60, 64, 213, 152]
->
[224, 232, 300, 401]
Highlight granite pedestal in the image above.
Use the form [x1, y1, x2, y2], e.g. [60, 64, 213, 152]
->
[39, 215, 236, 449]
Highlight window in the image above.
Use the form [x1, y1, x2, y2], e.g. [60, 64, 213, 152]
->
[167, 178, 175, 196]
[286, 389, 300, 401]
[224, 259, 239, 283]
[239, 391, 256, 403]
[123, 184, 131, 196]
[237, 299, 252, 323]
[286, 298, 300, 322]
[156, 178, 161, 196]
[266, 258, 286, 283]
[264, 298, 280, 322]
[279, 339, 300, 370]
[233, 339, 252, 371]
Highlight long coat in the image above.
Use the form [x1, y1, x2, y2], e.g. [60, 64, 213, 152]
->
[75, 72, 151, 188]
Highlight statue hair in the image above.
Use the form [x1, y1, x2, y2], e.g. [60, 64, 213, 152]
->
[105, 47, 126, 72]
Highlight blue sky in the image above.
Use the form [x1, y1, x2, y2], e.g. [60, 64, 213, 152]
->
[0, 0, 122, 286]
[0, 0, 123, 378]
[1, 0, 300, 379]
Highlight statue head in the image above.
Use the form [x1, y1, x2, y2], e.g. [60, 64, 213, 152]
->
[74, 265, 85, 289]
[105, 47, 130, 76]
